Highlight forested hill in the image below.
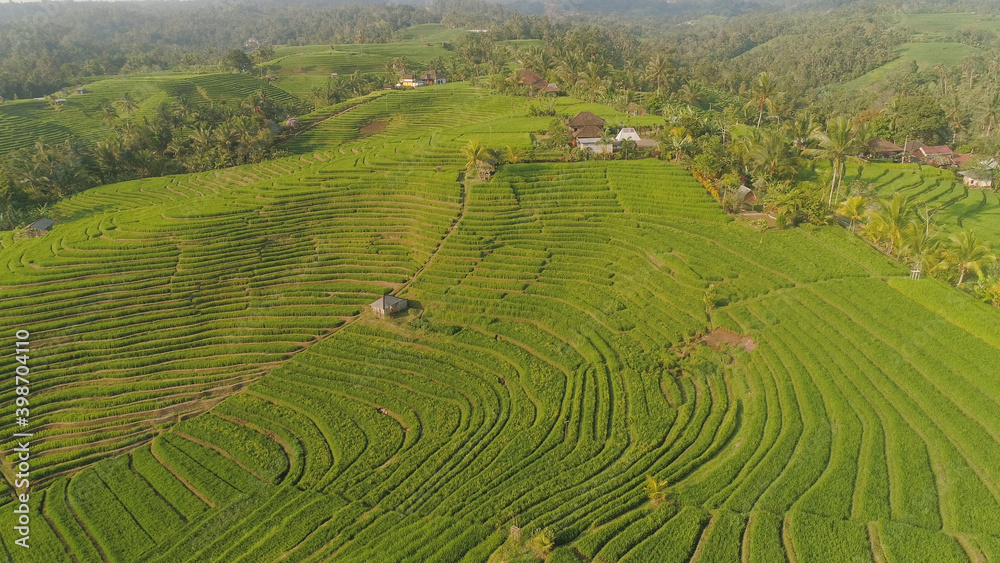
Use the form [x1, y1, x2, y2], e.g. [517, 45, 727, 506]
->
[0, 1, 438, 99]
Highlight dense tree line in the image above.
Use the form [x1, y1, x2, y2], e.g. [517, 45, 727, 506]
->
[0, 0, 438, 99]
[0, 89, 307, 229]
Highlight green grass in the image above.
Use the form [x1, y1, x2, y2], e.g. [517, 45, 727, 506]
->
[835, 42, 982, 91]
[264, 42, 455, 99]
[0, 73, 300, 157]
[900, 13, 1000, 39]
[2, 83, 1000, 562]
[846, 161, 1000, 245]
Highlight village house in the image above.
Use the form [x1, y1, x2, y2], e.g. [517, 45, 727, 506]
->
[566, 112, 610, 153]
[869, 138, 904, 159]
[398, 74, 425, 88]
[519, 70, 561, 95]
[370, 294, 408, 318]
[573, 125, 611, 153]
[903, 140, 956, 166]
[420, 70, 447, 85]
[568, 111, 607, 133]
[398, 70, 446, 88]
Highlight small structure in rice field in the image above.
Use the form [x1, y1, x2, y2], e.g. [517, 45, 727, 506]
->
[370, 294, 408, 318]
[960, 170, 994, 189]
[25, 217, 55, 238]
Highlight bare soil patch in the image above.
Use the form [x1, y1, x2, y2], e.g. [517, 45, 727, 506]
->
[360, 120, 388, 137]
[703, 327, 757, 352]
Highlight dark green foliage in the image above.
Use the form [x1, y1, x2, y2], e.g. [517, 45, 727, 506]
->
[894, 95, 949, 145]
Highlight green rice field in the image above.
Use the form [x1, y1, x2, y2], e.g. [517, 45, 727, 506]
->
[1, 83, 999, 561]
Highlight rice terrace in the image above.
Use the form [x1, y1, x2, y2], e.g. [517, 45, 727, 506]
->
[2, 1, 1000, 562]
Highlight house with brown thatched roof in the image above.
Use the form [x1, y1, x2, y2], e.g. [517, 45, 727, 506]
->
[519, 70, 560, 95]
[420, 70, 447, 85]
[869, 138, 903, 158]
[567, 112, 607, 130]
[572, 125, 605, 140]
[567, 112, 610, 153]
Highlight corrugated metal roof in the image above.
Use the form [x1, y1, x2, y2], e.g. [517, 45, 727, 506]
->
[28, 218, 54, 231]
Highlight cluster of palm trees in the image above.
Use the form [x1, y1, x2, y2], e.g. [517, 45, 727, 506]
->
[459, 140, 527, 180]
[93, 89, 306, 181]
[0, 89, 307, 223]
[846, 193, 997, 289]
[486, 42, 689, 111]
[310, 70, 384, 107]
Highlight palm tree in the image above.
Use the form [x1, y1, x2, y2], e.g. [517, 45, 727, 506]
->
[982, 92, 1000, 136]
[518, 45, 549, 74]
[113, 92, 139, 118]
[933, 64, 949, 96]
[899, 220, 942, 278]
[576, 62, 609, 103]
[769, 187, 812, 227]
[190, 126, 214, 152]
[645, 54, 671, 94]
[944, 97, 965, 143]
[676, 82, 701, 105]
[747, 128, 801, 180]
[887, 96, 902, 134]
[787, 110, 819, 151]
[806, 117, 861, 206]
[598, 130, 615, 160]
[100, 105, 118, 127]
[745, 72, 777, 129]
[460, 140, 489, 179]
[865, 193, 912, 255]
[945, 230, 996, 287]
[837, 195, 866, 231]
[644, 475, 670, 506]
[504, 145, 525, 164]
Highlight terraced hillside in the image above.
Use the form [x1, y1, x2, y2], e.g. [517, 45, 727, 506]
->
[2, 84, 1000, 561]
[848, 162, 1000, 243]
[0, 73, 300, 157]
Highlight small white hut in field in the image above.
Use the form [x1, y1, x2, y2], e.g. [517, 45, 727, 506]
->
[370, 294, 408, 318]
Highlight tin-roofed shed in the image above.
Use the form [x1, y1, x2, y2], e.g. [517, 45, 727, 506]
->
[370, 295, 408, 318]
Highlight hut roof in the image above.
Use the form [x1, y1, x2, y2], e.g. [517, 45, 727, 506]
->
[370, 294, 407, 311]
[572, 125, 605, 139]
[28, 218, 54, 231]
[903, 140, 927, 155]
[736, 185, 756, 202]
[420, 69, 442, 81]
[960, 170, 992, 181]
[921, 145, 953, 157]
[568, 111, 607, 128]
[953, 153, 974, 167]
[870, 138, 903, 153]
[519, 70, 544, 85]
[616, 127, 641, 142]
